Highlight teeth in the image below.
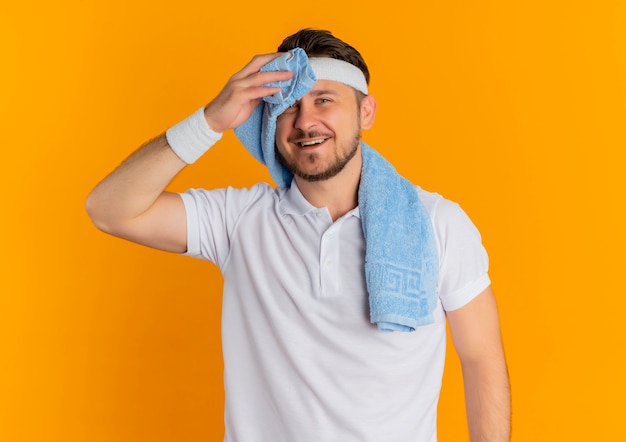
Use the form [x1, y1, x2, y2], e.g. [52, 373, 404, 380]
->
[300, 139, 325, 146]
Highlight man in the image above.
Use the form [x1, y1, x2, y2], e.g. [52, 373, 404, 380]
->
[86, 29, 510, 441]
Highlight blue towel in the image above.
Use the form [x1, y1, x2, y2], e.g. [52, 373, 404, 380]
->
[234, 48, 439, 332]
[234, 49, 316, 188]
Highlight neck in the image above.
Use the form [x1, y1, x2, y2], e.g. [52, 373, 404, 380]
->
[294, 149, 362, 221]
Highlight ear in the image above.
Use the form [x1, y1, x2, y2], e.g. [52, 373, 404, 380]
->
[359, 94, 377, 130]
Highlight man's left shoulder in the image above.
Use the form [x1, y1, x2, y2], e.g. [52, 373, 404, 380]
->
[414, 186, 477, 229]
[414, 185, 450, 216]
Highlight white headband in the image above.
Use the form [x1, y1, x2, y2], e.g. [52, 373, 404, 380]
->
[309, 57, 368, 95]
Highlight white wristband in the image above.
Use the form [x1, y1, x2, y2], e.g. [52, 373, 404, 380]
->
[165, 107, 222, 164]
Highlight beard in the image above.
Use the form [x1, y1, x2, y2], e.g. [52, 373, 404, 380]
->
[276, 127, 361, 183]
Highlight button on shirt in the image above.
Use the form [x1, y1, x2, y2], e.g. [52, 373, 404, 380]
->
[180, 181, 490, 442]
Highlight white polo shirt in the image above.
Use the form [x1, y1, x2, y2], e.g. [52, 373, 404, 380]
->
[180, 182, 490, 442]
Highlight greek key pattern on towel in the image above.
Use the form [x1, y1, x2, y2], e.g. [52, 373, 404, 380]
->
[365, 260, 436, 320]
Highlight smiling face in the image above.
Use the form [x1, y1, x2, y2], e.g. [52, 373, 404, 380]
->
[275, 80, 375, 183]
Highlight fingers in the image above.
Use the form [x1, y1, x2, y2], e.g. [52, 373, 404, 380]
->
[230, 57, 293, 94]
[248, 70, 293, 91]
[234, 69, 293, 89]
[203, 53, 294, 132]
[231, 52, 288, 80]
[224, 69, 292, 108]
[227, 52, 293, 101]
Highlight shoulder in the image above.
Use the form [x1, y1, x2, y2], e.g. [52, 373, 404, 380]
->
[415, 185, 487, 271]
[181, 182, 281, 204]
[415, 186, 490, 309]
[178, 183, 288, 223]
[415, 185, 484, 243]
[415, 186, 474, 231]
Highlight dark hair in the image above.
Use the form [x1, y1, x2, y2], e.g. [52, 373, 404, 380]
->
[277, 28, 370, 85]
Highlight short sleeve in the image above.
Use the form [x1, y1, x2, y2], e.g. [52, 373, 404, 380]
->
[421, 192, 491, 311]
[179, 184, 270, 268]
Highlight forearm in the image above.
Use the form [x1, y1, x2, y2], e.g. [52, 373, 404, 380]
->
[447, 288, 511, 441]
[86, 54, 291, 248]
[462, 356, 511, 441]
[85, 134, 186, 233]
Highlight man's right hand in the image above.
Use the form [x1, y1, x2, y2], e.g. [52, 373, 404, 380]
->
[204, 53, 293, 133]
[85, 53, 293, 253]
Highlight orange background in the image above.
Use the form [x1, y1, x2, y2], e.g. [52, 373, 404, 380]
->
[1, 0, 624, 440]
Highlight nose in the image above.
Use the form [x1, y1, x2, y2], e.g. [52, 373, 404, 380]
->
[293, 101, 318, 132]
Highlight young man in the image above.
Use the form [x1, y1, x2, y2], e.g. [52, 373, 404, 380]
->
[86, 29, 510, 441]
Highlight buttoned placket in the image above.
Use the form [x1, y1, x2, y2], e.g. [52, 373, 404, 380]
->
[316, 210, 349, 298]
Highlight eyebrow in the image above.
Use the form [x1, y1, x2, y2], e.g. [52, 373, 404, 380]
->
[309, 89, 340, 97]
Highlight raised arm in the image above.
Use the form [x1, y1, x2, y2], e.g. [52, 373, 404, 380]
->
[447, 285, 511, 441]
[85, 53, 293, 252]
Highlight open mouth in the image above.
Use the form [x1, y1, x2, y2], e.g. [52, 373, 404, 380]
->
[298, 138, 328, 147]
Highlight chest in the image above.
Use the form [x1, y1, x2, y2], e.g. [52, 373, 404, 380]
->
[222, 206, 368, 326]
